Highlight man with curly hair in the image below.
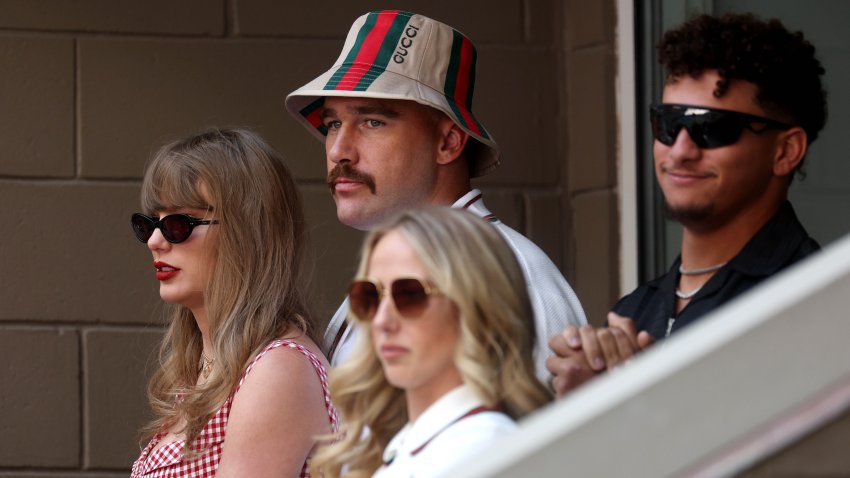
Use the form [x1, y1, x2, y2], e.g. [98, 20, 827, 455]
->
[547, 13, 826, 397]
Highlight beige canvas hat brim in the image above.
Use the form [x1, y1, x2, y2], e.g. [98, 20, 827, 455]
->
[285, 10, 501, 177]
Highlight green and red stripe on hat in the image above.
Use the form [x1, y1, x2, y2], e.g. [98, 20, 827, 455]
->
[285, 10, 501, 177]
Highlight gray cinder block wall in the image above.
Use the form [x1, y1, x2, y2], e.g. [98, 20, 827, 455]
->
[0, 0, 619, 474]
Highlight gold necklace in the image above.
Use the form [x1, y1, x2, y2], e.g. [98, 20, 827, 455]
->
[199, 354, 214, 379]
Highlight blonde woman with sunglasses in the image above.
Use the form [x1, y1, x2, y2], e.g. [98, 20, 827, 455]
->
[129, 128, 337, 477]
[311, 207, 551, 478]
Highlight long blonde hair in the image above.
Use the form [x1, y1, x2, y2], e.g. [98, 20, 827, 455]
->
[312, 207, 552, 477]
[138, 128, 316, 454]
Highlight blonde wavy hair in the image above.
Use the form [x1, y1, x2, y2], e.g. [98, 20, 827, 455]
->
[138, 128, 317, 455]
[312, 207, 552, 477]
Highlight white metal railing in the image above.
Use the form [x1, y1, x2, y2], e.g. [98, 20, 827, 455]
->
[450, 231, 850, 477]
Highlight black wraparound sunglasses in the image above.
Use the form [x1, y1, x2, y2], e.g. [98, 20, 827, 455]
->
[650, 103, 794, 149]
[348, 277, 440, 321]
[131, 213, 219, 244]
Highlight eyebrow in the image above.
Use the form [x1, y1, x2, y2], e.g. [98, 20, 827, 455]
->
[320, 104, 401, 120]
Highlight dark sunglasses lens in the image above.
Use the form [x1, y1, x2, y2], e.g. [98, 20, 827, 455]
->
[131, 214, 155, 243]
[391, 279, 430, 318]
[651, 110, 679, 146]
[692, 114, 744, 148]
[161, 215, 192, 243]
[349, 281, 380, 320]
[652, 106, 747, 149]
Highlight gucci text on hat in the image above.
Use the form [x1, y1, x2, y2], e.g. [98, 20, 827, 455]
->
[285, 10, 501, 177]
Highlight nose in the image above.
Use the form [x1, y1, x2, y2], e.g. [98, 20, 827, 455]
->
[667, 127, 702, 163]
[371, 294, 400, 333]
[146, 227, 170, 253]
[326, 124, 358, 166]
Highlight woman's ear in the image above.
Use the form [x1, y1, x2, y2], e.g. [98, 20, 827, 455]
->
[773, 126, 807, 177]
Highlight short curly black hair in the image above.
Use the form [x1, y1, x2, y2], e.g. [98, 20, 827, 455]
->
[658, 13, 827, 149]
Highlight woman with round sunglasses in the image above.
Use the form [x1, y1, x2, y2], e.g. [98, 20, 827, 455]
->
[311, 207, 551, 478]
[129, 128, 337, 477]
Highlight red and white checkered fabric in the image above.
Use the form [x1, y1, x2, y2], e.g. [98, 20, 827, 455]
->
[131, 340, 339, 477]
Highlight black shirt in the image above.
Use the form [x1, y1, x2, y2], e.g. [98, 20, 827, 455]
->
[612, 202, 820, 340]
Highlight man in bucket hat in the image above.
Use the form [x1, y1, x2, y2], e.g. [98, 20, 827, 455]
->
[286, 10, 586, 382]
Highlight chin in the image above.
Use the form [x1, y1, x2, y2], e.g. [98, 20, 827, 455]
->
[383, 373, 411, 390]
[663, 199, 714, 224]
[158, 294, 185, 306]
[341, 218, 373, 232]
[158, 288, 178, 304]
[159, 288, 198, 309]
[338, 209, 381, 231]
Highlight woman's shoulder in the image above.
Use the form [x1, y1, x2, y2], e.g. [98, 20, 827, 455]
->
[215, 339, 336, 475]
[227, 335, 335, 430]
[240, 336, 330, 389]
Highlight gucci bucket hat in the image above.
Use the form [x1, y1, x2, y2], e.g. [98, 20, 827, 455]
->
[285, 10, 501, 177]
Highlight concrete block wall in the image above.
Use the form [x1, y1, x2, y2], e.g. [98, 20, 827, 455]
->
[564, 0, 620, 325]
[0, 0, 619, 473]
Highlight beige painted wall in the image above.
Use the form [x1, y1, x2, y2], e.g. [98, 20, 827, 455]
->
[0, 0, 619, 473]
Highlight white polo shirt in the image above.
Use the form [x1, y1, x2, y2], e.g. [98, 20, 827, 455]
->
[373, 384, 515, 478]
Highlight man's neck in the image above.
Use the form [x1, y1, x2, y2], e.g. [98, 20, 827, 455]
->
[428, 171, 471, 206]
[680, 199, 784, 268]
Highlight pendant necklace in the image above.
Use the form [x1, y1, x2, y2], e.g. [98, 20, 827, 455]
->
[199, 354, 214, 380]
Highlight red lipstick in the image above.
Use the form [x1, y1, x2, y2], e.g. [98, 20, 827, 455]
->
[154, 261, 180, 281]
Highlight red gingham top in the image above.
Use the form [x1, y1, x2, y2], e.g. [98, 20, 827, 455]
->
[130, 340, 339, 478]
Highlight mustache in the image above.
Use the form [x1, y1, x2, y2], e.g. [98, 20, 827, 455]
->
[327, 163, 377, 194]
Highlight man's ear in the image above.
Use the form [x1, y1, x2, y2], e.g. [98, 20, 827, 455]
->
[773, 126, 807, 177]
[436, 120, 469, 165]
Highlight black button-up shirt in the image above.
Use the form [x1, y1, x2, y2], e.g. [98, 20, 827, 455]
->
[612, 202, 820, 340]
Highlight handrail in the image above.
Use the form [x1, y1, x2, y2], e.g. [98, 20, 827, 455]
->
[451, 232, 850, 477]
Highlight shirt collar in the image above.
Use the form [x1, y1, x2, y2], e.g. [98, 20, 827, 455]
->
[655, 202, 809, 305]
[382, 384, 486, 462]
[726, 201, 810, 276]
[452, 189, 482, 209]
[452, 189, 497, 222]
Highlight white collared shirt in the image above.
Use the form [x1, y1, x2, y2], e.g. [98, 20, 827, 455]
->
[324, 189, 587, 382]
[372, 385, 515, 478]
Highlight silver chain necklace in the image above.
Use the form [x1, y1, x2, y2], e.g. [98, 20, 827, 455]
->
[678, 261, 728, 275]
[675, 285, 703, 299]
[676, 260, 727, 299]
